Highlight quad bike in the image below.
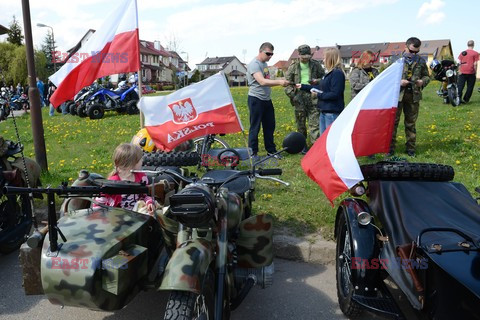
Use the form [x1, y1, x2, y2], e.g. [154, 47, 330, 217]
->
[0, 137, 41, 254]
[84, 82, 139, 119]
[11, 132, 304, 319]
[334, 161, 480, 320]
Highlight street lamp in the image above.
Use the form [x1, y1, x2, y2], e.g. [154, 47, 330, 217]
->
[181, 51, 189, 87]
[36, 23, 56, 72]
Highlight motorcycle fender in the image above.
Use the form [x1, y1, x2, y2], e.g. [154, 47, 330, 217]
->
[335, 198, 379, 295]
[159, 238, 214, 294]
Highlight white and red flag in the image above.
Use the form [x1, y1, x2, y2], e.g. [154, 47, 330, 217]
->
[138, 72, 243, 151]
[49, 0, 139, 107]
[302, 59, 404, 205]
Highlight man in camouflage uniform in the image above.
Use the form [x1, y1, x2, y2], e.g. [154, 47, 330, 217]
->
[285, 45, 325, 153]
[390, 37, 430, 157]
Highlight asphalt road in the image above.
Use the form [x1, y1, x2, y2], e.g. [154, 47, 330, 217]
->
[0, 250, 385, 320]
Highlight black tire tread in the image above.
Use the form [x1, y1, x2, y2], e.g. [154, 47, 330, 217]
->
[360, 162, 454, 181]
[142, 151, 200, 167]
[164, 291, 196, 320]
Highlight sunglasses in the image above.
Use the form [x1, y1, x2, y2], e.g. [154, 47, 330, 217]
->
[263, 51, 274, 57]
[407, 47, 420, 54]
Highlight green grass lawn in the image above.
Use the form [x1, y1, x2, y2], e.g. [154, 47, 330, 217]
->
[1, 81, 479, 238]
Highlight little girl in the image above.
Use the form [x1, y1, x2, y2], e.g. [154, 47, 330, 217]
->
[95, 143, 154, 214]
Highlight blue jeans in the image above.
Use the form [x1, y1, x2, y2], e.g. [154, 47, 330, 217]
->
[320, 112, 339, 134]
[49, 104, 55, 116]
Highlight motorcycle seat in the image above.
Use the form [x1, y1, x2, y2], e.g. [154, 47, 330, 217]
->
[201, 170, 251, 195]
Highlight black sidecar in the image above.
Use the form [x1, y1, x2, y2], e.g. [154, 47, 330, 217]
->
[335, 162, 480, 320]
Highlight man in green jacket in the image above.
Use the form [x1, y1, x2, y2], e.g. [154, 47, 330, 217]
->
[390, 37, 430, 157]
[285, 45, 325, 153]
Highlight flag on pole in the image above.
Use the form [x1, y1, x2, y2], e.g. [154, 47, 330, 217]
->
[301, 59, 404, 205]
[138, 72, 243, 151]
[49, 0, 139, 107]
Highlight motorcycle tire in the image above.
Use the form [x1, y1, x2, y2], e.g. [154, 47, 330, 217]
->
[87, 103, 105, 120]
[68, 102, 77, 115]
[193, 136, 230, 153]
[142, 151, 200, 167]
[77, 105, 87, 118]
[448, 84, 460, 107]
[336, 211, 364, 318]
[164, 269, 215, 320]
[0, 194, 32, 254]
[126, 100, 139, 115]
[360, 162, 454, 181]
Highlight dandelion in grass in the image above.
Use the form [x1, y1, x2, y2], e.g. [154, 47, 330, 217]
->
[456, 160, 461, 165]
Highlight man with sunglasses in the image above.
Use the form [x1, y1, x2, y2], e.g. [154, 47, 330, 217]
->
[389, 37, 430, 157]
[247, 42, 290, 159]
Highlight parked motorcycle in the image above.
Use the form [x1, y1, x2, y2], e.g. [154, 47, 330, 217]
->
[334, 161, 480, 319]
[0, 90, 11, 121]
[11, 132, 305, 319]
[429, 48, 460, 106]
[0, 137, 41, 254]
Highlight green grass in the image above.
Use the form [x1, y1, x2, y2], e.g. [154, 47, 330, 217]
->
[1, 81, 479, 238]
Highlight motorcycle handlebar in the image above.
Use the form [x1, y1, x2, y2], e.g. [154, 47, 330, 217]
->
[257, 168, 282, 176]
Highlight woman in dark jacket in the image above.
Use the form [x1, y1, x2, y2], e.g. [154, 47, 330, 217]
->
[296, 47, 345, 134]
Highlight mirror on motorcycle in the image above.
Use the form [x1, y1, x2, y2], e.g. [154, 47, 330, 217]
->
[282, 132, 306, 154]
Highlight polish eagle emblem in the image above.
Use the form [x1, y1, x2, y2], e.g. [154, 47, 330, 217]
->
[168, 98, 198, 124]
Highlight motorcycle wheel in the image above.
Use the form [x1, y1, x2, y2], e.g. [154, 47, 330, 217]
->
[142, 151, 200, 167]
[336, 212, 364, 318]
[448, 84, 460, 107]
[193, 136, 230, 154]
[126, 100, 139, 115]
[77, 105, 87, 118]
[67, 102, 77, 115]
[87, 104, 105, 120]
[0, 194, 32, 254]
[361, 162, 454, 181]
[164, 269, 215, 320]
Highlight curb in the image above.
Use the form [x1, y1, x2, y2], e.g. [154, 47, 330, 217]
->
[273, 234, 336, 265]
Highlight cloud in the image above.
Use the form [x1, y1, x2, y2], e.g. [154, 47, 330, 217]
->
[417, 0, 446, 24]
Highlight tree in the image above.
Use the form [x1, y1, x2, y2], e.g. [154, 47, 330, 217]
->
[7, 15, 24, 46]
[163, 32, 182, 52]
[190, 69, 201, 83]
[41, 30, 55, 76]
[0, 42, 17, 85]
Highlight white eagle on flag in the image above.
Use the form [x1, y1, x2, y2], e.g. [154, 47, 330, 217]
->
[168, 98, 198, 123]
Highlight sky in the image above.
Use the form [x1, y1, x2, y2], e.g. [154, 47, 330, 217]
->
[0, 0, 478, 68]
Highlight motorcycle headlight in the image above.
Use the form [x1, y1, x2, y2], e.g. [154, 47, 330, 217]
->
[445, 69, 454, 77]
[357, 211, 372, 226]
[169, 184, 215, 228]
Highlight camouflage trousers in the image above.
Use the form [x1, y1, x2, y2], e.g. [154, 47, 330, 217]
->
[390, 92, 420, 153]
[291, 90, 320, 143]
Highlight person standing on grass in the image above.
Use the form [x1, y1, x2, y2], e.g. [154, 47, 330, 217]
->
[247, 42, 290, 159]
[457, 40, 479, 104]
[350, 50, 379, 99]
[285, 44, 325, 154]
[296, 47, 346, 135]
[389, 37, 430, 157]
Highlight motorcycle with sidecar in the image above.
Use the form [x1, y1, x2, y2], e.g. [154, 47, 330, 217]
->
[335, 161, 480, 320]
[12, 132, 304, 320]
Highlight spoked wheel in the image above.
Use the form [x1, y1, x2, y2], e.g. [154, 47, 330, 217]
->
[164, 269, 215, 320]
[193, 136, 229, 155]
[336, 212, 363, 318]
[0, 194, 32, 254]
[448, 84, 460, 107]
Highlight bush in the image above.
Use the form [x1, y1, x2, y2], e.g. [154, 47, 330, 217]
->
[162, 85, 174, 91]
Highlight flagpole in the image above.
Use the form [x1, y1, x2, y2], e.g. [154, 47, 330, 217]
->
[138, 65, 144, 128]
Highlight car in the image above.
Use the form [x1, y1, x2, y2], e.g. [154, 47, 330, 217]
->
[142, 85, 156, 94]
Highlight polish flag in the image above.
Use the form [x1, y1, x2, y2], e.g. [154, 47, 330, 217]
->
[49, 0, 139, 107]
[301, 59, 404, 204]
[138, 72, 243, 151]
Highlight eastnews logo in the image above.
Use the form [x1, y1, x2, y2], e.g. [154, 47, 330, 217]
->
[352, 257, 428, 270]
[51, 51, 129, 64]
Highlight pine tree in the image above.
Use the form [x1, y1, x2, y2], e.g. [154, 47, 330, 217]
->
[6, 16, 24, 46]
[41, 30, 56, 75]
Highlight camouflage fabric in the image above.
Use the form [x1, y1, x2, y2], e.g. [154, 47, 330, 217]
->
[390, 92, 419, 153]
[399, 56, 430, 103]
[390, 55, 430, 153]
[236, 214, 274, 268]
[349, 67, 379, 99]
[284, 59, 325, 142]
[40, 207, 162, 311]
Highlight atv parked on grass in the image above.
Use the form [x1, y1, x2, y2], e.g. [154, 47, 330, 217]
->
[84, 83, 139, 119]
[335, 161, 480, 320]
